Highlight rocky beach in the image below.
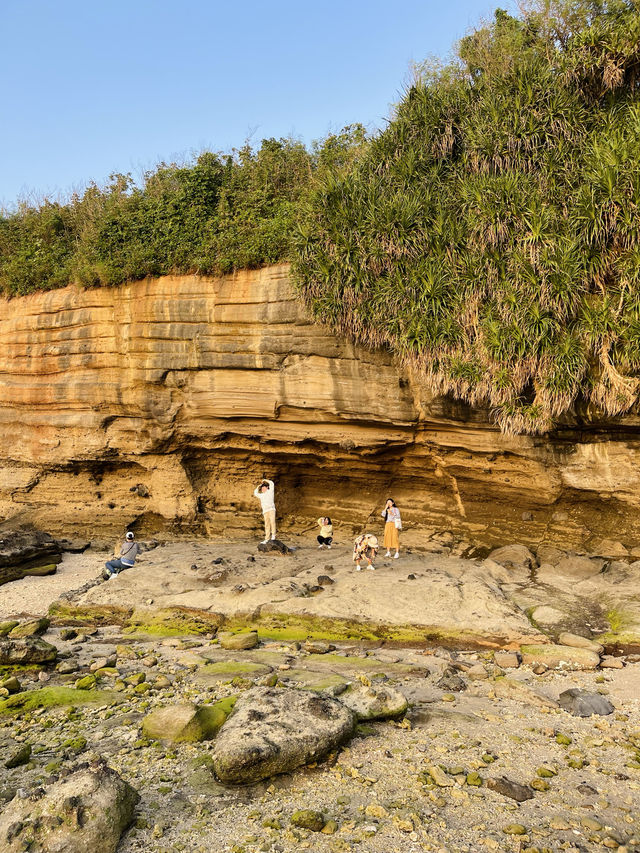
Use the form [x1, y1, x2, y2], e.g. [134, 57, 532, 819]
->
[1, 531, 639, 852]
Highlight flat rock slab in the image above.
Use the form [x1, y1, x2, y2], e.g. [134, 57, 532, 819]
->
[557, 688, 614, 717]
[213, 686, 355, 784]
[520, 644, 600, 670]
[0, 637, 57, 665]
[338, 683, 408, 720]
[0, 763, 138, 853]
[558, 632, 604, 654]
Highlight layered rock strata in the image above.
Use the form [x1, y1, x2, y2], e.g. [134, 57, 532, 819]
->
[1, 263, 640, 548]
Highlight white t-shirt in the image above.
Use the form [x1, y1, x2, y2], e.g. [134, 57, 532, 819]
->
[253, 480, 275, 514]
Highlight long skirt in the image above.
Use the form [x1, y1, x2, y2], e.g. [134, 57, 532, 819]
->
[383, 521, 399, 550]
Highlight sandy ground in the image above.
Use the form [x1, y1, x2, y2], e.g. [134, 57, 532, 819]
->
[0, 553, 100, 619]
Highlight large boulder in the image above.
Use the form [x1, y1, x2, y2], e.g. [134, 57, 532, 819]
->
[142, 699, 235, 743]
[0, 530, 62, 587]
[338, 684, 408, 720]
[219, 631, 259, 651]
[0, 762, 139, 853]
[487, 545, 536, 571]
[0, 637, 57, 665]
[213, 686, 356, 784]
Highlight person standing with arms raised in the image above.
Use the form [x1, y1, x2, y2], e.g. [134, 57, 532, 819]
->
[254, 478, 276, 543]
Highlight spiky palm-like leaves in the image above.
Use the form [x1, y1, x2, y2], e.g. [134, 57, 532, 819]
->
[294, 1, 640, 434]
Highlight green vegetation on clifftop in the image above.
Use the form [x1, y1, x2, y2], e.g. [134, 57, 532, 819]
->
[295, 0, 640, 433]
[4, 2, 640, 434]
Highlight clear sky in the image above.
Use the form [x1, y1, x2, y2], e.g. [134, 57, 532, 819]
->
[0, 0, 517, 209]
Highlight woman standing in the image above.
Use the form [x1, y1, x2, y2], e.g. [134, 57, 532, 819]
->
[381, 498, 401, 559]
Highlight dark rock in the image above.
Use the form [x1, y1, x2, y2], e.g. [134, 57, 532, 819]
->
[557, 688, 614, 717]
[486, 777, 533, 802]
[291, 810, 325, 831]
[0, 530, 62, 586]
[436, 667, 467, 692]
[60, 628, 78, 641]
[212, 557, 224, 565]
[130, 483, 150, 498]
[317, 575, 334, 586]
[0, 637, 58, 665]
[213, 687, 355, 784]
[257, 539, 291, 555]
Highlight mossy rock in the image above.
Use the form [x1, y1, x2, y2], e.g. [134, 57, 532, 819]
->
[219, 631, 259, 651]
[291, 810, 325, 831]
[0, 686, 122, 714]
[128, 606, 223, 636]
[0, 621, 19, 637]
[277, 669, 348, 692]
[142, 697, 237, 743]
[48, 601, 132, 626]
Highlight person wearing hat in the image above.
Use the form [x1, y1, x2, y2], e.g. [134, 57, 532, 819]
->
[353, 532, 378, 571]
[104, 531, 141, 579]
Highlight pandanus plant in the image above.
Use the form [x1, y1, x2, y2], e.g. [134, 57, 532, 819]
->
[293, 0, 640, 434]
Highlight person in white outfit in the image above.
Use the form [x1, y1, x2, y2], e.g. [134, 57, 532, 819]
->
[253, 479, 276, 543]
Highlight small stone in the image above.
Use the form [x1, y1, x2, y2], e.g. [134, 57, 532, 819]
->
[304, 640, 333, 654]
[0, 676, 21, 694]
[530, 778, 550, 791]
[321, 819, 338, 834]
[536, 766, 556, 778]
[59, 628, 77, 641]
[466, 772, 482, 786]
[365, 804, 388, 819]
[487, 777, 533, 802]
[291, 810, 325, 832]
[600, 655, 624, 669]
[427, 765, 454, 787]
[502, 824, 527, 835]
[555, 732, 572, 745]
[494, 652, 520, 668]
[74, 674, 97, 690]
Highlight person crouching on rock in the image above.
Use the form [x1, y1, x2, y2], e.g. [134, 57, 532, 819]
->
[104, 531, 140, 579]
[253, 478, 276, 543]
[353, 533, 378, 571]
[317, 516, 333, 549]
[381, 498, 402, 559]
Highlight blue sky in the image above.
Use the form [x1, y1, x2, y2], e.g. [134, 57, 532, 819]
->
[0, 0, 516, 208]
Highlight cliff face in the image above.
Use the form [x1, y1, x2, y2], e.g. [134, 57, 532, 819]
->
[1, 263, 639, 549]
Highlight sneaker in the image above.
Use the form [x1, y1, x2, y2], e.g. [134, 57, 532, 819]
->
[368, 565, 376, 571]
[318, 545, 324, 549]
[261, 539, 268, 544]
[109, 572, 118, 579]
[385, 551, 391, 557]
[271, 535, 276, 540]
[355, 565, 362, 571]
[394, 553, 399, 559]
[327, 545, 331, 549]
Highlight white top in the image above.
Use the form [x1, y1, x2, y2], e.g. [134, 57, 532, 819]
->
[253, 479, 275, 514]
[382, 505, 401, 524]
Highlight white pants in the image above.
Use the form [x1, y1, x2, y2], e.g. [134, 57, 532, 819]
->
[263, 509, 276, 539]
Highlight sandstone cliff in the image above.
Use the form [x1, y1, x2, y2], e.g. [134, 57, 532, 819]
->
[0, 263, 638, 550]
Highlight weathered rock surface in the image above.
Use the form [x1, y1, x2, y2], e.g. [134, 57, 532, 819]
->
[0, 637, 57, 665]
[520, 643, 600, 670]
[212, 686, 356, 783]
[219, 631, 259, 651]
[0, 763, 139, 853]
[338, 683, 408, 720]
[487, 545, 536, 571]
[486, 776, 534, 802]
[3, 265, 640, 549]
[558, 688, 614, 717]
[8, 618, 50, 638]
[0, 530, 61, 586]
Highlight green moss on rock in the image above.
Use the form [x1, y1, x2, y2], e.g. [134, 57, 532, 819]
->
[0, 686, 122, 714]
